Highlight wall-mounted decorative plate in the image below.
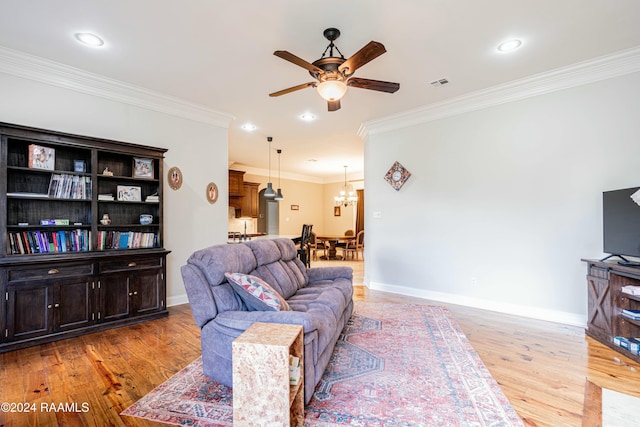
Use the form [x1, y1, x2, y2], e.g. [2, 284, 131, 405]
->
[384, 161, 411, 191]
[167, 166, 183, 190]
[206, 182, 218, 204]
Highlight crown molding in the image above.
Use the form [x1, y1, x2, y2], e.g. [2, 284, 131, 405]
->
[362, 46, 640, 136]
[232, 165, 326, 184]
[0, 45, 234, 128]
[356, 123, 368, 140]
[232, 164, 364, 184]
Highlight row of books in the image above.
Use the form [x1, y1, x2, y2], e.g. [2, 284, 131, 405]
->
[97, 194, 159, 202]
[8, 229, 91, 255]
[96, 231, 157, 250]
[621, 309, 640, 321]
[613, 336, 640, 355]
[48, 174, 92, 200]
[622, 285, 640, 296]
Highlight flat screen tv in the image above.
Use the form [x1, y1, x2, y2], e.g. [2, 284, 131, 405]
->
[603, 187, 640, 262]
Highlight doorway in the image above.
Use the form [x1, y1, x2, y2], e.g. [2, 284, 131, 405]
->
[258, 188, 279, 235]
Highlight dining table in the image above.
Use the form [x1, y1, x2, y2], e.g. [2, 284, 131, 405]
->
[315, 234, 356, 260]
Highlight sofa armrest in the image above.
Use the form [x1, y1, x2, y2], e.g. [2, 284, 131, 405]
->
[181, 264, 218, 328]
[215, 310, 317, 333]
[307, 266, 353, 282]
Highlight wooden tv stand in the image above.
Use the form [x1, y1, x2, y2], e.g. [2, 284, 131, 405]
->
[583, 258, 640, 364]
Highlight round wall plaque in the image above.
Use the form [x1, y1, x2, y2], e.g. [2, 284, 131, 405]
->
[206, 182, 218, 204]
[167, 166, 183, 190]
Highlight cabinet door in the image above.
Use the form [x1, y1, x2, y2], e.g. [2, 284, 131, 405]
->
[55, 278, 93, 331]
[5, 282, 53, 341]
[242, 182, 260, 218]
[229, 170, 245, 196]
[132, 269, 165, 315]
[587, 274, 613, 338]
[98, 273, 131, 322]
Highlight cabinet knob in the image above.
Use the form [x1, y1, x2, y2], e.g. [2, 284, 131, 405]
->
[128, 262, 137, 267]
[48, 269, 59, 274]
[47, 304, 53, 309]
[133, 291, 138, 295]
[129, 292, 133, 296]
[54, 303, 60, 308]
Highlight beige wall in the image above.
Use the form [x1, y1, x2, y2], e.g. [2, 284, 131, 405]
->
[230, 172, 358, 237]
[322, 181, 357, 235]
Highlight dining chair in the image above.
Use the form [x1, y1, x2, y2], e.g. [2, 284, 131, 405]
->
[342, 230, 364, 260]
[309, 232, 326, 261]
[296, 224, 313, 267]
[336, 229, 355, 252]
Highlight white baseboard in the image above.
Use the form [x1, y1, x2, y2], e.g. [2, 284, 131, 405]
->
[167, 293, 189, 307]
[368, 281, 586, 327]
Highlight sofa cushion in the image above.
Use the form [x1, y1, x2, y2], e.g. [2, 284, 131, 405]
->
[188, 244, 257, 286]
[272, 238, 297, 260]
[225, 272, 290, 311]
[245, 239, 281, 266]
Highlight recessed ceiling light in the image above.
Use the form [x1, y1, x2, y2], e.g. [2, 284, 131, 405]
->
[241, 123, 257, 132]
[74, 32, 105, 47]
[300, 113, 316, 122]
[497, 39, 522, 53]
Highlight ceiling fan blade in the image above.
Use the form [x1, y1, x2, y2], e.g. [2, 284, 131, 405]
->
[338, 41, 387, 76]
[347, 77, 399, 93]
[274, 50, 324, 75]
[328, 99, 341, 112]
[269, 82, 316, 97]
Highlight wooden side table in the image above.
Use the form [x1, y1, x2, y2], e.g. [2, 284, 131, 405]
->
[232, 322, 304, 426]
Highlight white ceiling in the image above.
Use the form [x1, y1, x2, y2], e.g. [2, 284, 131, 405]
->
[1, 1, 639, 182]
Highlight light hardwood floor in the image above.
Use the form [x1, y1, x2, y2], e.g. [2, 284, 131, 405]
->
[0, 259, 638, 427]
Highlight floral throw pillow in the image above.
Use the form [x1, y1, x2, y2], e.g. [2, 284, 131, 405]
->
[225, 272, 290, 311]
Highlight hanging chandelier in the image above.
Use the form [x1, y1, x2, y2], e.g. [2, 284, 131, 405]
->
[335, 165, 357, 207]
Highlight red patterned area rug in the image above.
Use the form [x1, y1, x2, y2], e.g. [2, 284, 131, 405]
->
[121, 303, 523, 426]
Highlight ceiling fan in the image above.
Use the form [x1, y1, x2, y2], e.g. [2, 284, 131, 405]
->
[269, 28, 400, 112]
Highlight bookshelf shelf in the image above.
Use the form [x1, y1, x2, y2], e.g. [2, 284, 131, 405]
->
[1, 122, 169, 353]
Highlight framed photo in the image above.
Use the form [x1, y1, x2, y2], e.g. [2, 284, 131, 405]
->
[167, 166, 183, 190]
[206, 182, 218, 204]
[133, 158, 154, 179]
[117, 185, 142, 202]
[74, 160, 86, 173]
[28, 144, 55, 170]
[334, 206, 341, 216]
[291, 205, 299, 211]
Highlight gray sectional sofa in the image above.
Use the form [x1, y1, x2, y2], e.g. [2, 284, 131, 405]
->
[180, 237, 354, 404]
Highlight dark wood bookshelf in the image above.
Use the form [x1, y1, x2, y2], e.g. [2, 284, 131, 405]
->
[0, 122, 169, 353]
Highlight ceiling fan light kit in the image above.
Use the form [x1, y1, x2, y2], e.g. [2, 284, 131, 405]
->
[316, 80, 347, 101]
[270, 27, 399, 111]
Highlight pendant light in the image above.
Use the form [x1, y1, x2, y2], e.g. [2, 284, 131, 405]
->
[274, 149, 284, 200]
[264, 136, 276, 198]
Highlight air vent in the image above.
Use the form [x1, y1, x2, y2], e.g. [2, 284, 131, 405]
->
[430, 78, 449, 87]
